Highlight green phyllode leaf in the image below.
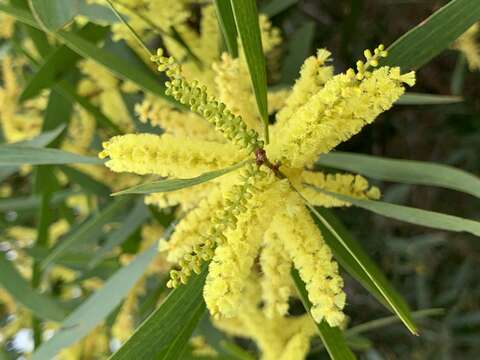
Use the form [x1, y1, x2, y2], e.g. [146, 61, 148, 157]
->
[306, 205, 419, 335]
[230, 0, 270, 142]
[291, 269, 356, 360]
[396, 93, 463, 105]
[113, 162, 248, 196]
[29, 0, 79, 31]
[0, 146, 103, 166]
[0, 252, 67, 322]
[32, 245, 158, 360]
[321, 191, 480, 237]
[214, 0, 238, 58]
[109, 267, 208, 360]
[317, 151, 480, 199]
[384, 0, 480, 70]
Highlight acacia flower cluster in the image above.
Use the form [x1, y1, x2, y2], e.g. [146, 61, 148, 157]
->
[100, 42, 415, 329]
[454, 23, 480, 71]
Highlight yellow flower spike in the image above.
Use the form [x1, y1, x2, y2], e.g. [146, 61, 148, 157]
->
[453, 23, 480, 71]
[99, 133, 245, 178]
[158, 187, 225, 263]
[203, 178, 289, 318]
[167, 165, 274, 288]
[271, 191, 346, 327]
[0, 56, 43, 143]
[299, 171, 381, 207]
[213, 277, 316, 360]
[0, 13, 15, 39]
[260, 230, 294, 318]
[274, 49, 334, 132]
[267, 50, 415, 168]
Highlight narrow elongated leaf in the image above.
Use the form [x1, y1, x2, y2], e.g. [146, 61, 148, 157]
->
[230, 0, 269, 142]
[322, 191, 480, 237]
[0, 189, 75, 212]
[57, 30, 171, 100]
[0, 123, 64, 182]
[214, 0, 238, 58]
[41, 196, 131, 268]
[317, 152, 480, 199]
[18, 40, 121, 134]
[30, 89, 73, 346]
[0, 4, 178, 106]
[113, 162, 247, 196]
[305, 205, 418, 334]
[78, 0, 118, 24]
[384, 0, 480, 70]
[89, 200, 149, 267]
[0, 252, 67, 322]
[32, 246, 157, 360]
[347, 308, 443, 336]
[60, 166, 111, 197]
[20, 23, 108, 102]
[291, 269, 356, 360]
[53, 78, 121, 133]
[29, 0, 78, 30]
[13, 125, 65, 147]
[0, 146, 103, 166]
[261, 0, 298, 17]
[396, 93, 463, 105]
[110, 267, 207, 360]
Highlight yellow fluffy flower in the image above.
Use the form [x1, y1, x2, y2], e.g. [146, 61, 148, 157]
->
[0, 56, 43, 143]
[454, 23, 480, 71]
[214, 278, 316, 360]
[0, 13, 15, 39]
[268, 47, 415, 168]
[100, 133, 247, 177]
[78, 59, 134, 132]
[100, 42, 414, 329]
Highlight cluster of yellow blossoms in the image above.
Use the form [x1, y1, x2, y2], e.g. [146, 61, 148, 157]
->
[100, 29, 415, 339]
[454, 23, 480, 71]
[0, 1, 423, 358]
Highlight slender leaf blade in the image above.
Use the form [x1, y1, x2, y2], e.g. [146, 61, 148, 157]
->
[261, 0, 298, 17]
[0, 252, 67, 322]
[60, 166, 111, 197]
[230, 0, 269, 142]
[113, 162, 247, 196]
[40, 196, 131, 268]
[323, 191, 480, 237]
[110, 267, 208, 360]
[214, 0, 238, 58]
[29, 0, 78, 31]
[0, 4, 178, 106]
[305, 204, 419, 334]
[384, 0, 480, 70]
[20, 23, 108, 102]
[396, 93, 463, 105]
[32, 246, 158, 360]
[291, 269, 356, 360]
[0, 146, 103, 166]
[317, 151, 480, 199]
[312, 208, 417, 333]
[12, 125, 65, 147]
[0, 189, 75, 212]
[89, 200, 149, 267]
